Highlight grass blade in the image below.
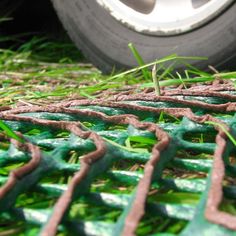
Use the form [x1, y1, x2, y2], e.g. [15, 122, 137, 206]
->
[0, 120, 24, 142]
[128, 43, 151, 80]
[152, 63, 161, 96]
[205, 121, 236, 146]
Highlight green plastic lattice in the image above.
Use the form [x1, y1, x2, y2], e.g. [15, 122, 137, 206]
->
[1, 82, 236, 236]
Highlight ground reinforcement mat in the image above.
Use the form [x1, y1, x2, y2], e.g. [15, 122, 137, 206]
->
[1, 81, 236, 235]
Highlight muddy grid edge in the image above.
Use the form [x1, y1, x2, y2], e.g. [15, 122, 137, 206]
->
[1, 81, 236, 235]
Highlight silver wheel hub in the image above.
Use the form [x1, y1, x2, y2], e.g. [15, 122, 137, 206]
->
[96, 0, 233, 35]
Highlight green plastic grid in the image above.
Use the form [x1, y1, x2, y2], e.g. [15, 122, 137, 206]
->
[0, 83, 236, 235]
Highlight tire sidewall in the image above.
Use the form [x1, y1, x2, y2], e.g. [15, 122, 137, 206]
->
[51, 0, 236, 72]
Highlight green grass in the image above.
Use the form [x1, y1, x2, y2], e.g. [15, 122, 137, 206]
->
[0, 120, 24, 142]
[0, 37, 103, 105]
[0, 35, 235, 107]
[205, 121, 236, 146]
[128, 43, 151, 80]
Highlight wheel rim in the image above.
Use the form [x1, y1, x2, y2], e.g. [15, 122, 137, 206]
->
[96, 0, 233, 35]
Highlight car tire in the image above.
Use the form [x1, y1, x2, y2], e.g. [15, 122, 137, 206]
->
[50, 0, 236, 73]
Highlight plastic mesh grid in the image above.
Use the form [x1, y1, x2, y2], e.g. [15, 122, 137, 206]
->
[1, 81, 236, 235]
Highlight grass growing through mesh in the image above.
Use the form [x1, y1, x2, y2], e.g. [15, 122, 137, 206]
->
[1, 32, 236, 235]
